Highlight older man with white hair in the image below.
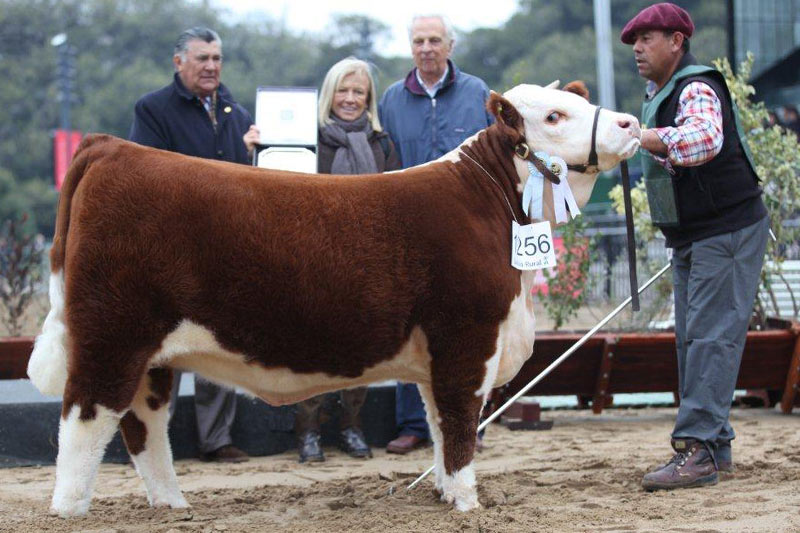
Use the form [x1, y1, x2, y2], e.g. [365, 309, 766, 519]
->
[379, 14, 494, 454]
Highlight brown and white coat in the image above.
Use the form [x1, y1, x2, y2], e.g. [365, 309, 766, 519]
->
[28, 81, 640, 516]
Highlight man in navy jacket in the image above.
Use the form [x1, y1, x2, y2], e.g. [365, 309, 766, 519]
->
[379, 14, 494, 454]
[129, 26, 252, 463]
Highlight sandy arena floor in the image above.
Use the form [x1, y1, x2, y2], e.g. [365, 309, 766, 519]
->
[1, 406, 799, 532]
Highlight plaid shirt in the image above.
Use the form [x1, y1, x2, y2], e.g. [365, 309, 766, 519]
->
[647, 81, 724, 173]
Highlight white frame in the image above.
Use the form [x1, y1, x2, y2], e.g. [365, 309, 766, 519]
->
[255, 86, 318, 147]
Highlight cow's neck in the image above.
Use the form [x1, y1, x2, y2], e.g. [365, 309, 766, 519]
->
[452, 128, 527, 224]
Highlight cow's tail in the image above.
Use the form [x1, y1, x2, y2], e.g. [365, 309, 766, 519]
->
[27, 134, 108, 396]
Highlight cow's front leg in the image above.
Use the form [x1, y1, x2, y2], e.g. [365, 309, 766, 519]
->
[431, 383, 484, 511]
[423, 333, 500, 511]
[428, 379, 491, 508]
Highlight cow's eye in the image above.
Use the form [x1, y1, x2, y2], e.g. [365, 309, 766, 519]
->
[546, 112, 561, 124]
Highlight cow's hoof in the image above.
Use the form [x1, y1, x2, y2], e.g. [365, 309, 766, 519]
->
[150, 495, 190, 509]
[440, 465, 479, 512]
[49, 499, 90, 518]
[441, 489, 481, 511]
[454, 495, 481, 512]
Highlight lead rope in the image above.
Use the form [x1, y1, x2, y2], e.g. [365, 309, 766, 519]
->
[620, 160, 640, 311]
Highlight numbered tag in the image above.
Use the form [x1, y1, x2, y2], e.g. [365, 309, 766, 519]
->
[511, 220, 557, 270]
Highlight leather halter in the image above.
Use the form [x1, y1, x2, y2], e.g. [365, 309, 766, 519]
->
[567, 105, 603, 173]
[513, 105, 604, 184]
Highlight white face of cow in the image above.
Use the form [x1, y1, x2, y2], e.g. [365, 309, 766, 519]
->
[503, 83, 641, 171]
[490, 82, 641, 223]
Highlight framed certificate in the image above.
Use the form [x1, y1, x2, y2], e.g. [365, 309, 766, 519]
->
[255, 87, 318, 146]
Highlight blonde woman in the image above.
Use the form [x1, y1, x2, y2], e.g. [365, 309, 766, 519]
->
[296, 57, 400, 462]
[314, 57, 400, 174]
[243, 57, 399, 174]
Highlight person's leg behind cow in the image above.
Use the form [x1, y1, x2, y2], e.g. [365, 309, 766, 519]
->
[338, 387, 372, 458]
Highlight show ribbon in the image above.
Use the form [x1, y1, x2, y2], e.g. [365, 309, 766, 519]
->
[522, 158, 546, 219]
[549, 155, 579, 223]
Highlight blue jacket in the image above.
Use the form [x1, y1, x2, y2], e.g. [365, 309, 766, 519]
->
[129, 73, 253, 165]
[378, 60, 494, 168]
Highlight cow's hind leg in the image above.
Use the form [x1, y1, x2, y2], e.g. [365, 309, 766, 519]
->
[120, 368, 188, 509]
[50, 402, 121, 517]
[425, 332, 501, 511]
[417, 383, 445, 494]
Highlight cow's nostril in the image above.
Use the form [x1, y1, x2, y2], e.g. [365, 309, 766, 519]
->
[618, 120, 631, 129]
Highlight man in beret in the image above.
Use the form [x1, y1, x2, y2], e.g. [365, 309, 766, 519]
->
[622, 3, 769, 491]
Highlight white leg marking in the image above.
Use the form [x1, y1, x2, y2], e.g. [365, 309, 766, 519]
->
[28, 272, 69, 396]
[50, 404, 120, 517]
[417, 384, 445, 493]
[127, 376, 188, 509]
[441, 463, 480, 512]
[476, 351, 501, 399]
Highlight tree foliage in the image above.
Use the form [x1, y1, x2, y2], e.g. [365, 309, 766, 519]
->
[455, 0, 726, 112]
[0, 0, 729, 237]
[714, 54, 800, 322]
[0, 214, 45, 336]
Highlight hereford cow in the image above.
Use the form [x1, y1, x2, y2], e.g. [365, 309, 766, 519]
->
[28, 81, 640, 516]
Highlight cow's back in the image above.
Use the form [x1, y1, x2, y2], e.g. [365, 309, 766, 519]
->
[60, 139, 518, 380]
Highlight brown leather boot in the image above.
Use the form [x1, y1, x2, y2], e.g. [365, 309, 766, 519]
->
[716, 441, 734, 473]
[642, 439, 718, 491]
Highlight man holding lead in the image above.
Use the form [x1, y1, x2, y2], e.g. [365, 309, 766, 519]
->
[622, 3, 768, 491]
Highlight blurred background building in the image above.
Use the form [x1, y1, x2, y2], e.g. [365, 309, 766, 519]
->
[732, 0, 800, 106]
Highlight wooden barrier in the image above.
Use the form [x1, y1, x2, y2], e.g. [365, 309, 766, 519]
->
[0, 336, 34, 380]
[493, 324, 800, 415]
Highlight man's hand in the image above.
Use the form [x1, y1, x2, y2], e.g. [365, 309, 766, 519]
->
[640, 129, 668, 156]
[243, 125, 261, 156]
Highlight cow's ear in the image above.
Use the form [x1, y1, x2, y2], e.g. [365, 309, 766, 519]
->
[488, 91, 523, 131]
[563, 81, 590, 101]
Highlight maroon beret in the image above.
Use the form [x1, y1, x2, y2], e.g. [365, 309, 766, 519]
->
[620, 2, 694, 45]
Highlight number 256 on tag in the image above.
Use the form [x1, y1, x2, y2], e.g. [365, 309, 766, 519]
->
[511, 220, 557, 271]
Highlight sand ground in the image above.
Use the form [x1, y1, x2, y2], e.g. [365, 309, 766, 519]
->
[1, 406, 799, 533]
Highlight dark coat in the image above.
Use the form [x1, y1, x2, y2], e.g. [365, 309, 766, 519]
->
[129, 73, 252, 165]
[653, 54, 765, 248]
[316, 129, 401, 174]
